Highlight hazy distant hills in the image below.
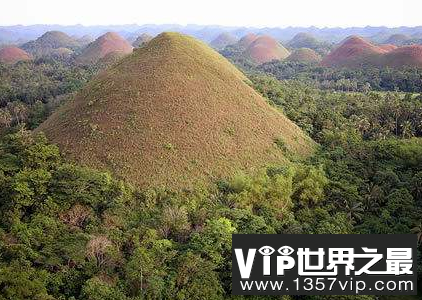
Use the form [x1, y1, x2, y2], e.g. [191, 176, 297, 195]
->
[1, 25, 422, 70]
[2, 24, 422, 45]
[322, 35, 422, 68]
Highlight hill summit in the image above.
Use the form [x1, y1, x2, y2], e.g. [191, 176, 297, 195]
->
[245, 35, 290, 64]
[0, 46, 31, 64]
[21, 31, 80, 57]
[236, 33, 259, 50]
[37, 32, 314, 188]
[287, 32, 320, 49]
[75, 32, 133, 64]
[322, 36, 386, 67]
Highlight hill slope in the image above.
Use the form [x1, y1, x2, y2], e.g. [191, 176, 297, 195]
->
[245, 35, 290, 64]
[322, 36, 386, 67]
[21, 31, 80, 57]
[75, 32, 133, 64]
[77, 35, 94, 47]
[210, 32, 237, 49]
[0, 46, 31, 64]
[132, 33, 153, 48]
[236, 33, 258, 50]
[37, 32, 314, 188]
[382, 45, 422, 68]
[286, 48, 321, 63]
[287, 32, 320, 49]
[384, 34, 411, 46]
[378, 44, 398, 52]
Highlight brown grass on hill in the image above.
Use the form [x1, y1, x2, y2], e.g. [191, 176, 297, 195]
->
[382, 45, 422, 68]
[245, 35, 290, 64]
[322, 36, 386, 67]
[36, 32, 314, 189]
[286, 48, 321, 63]
[76, 32, 133, 65]
[322, 36, 422, 69]
[237, 33, 259, 50]
[97, 50, 130, 68]
[378, 44, 398, 52]
[21, 31, 81, 57]
[0, 46, 31, 64]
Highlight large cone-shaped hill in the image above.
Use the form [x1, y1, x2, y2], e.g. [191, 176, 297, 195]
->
[0, 46, 31, 64]
[75, 32, 133, 64]
[37, 32, 314, 188]
[245, 35, 290, 64]
[322, 36, 386, 67]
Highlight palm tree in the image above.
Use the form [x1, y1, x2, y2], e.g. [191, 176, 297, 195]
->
[363, 183, 383, 213]
[411, 222, 422, 247]
[344, 200, 364, 224]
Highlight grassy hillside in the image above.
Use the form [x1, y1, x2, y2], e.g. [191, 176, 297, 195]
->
[75, 32, 133, 64]
[37, 32, 314, 188]
[0, 46, 31, 64]
[245, 35, 290, 64]
[286, 48, 322, 63]
[21, 31, 81, 57]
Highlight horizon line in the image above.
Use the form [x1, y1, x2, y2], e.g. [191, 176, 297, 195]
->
[1, 23, 422, 30]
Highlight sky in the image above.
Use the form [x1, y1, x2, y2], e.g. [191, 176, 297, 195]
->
[1, 0, 421, 28]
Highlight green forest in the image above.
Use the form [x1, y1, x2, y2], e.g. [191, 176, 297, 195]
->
[0, 52, 421, 300]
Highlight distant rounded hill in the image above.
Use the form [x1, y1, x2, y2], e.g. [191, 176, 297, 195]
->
[21, 31, 80, 57]
[77, 35, 94, 47]
[322, 35, 422, 69]
[75, 32, 133, 64]
[382, 45, 422, 68]
[210, 32, 237, 49]
[286, 48, 321, 63]
[132, 33, 153, 48]
[287, 32, 320, 49]
[37, 32, 314, 189]
[384, 34, 411, 46]
[0, 46, 31, 64]
[322, 36, 386, 67]
[245, 35, 290, 64]
[236, 33, 259, 50]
